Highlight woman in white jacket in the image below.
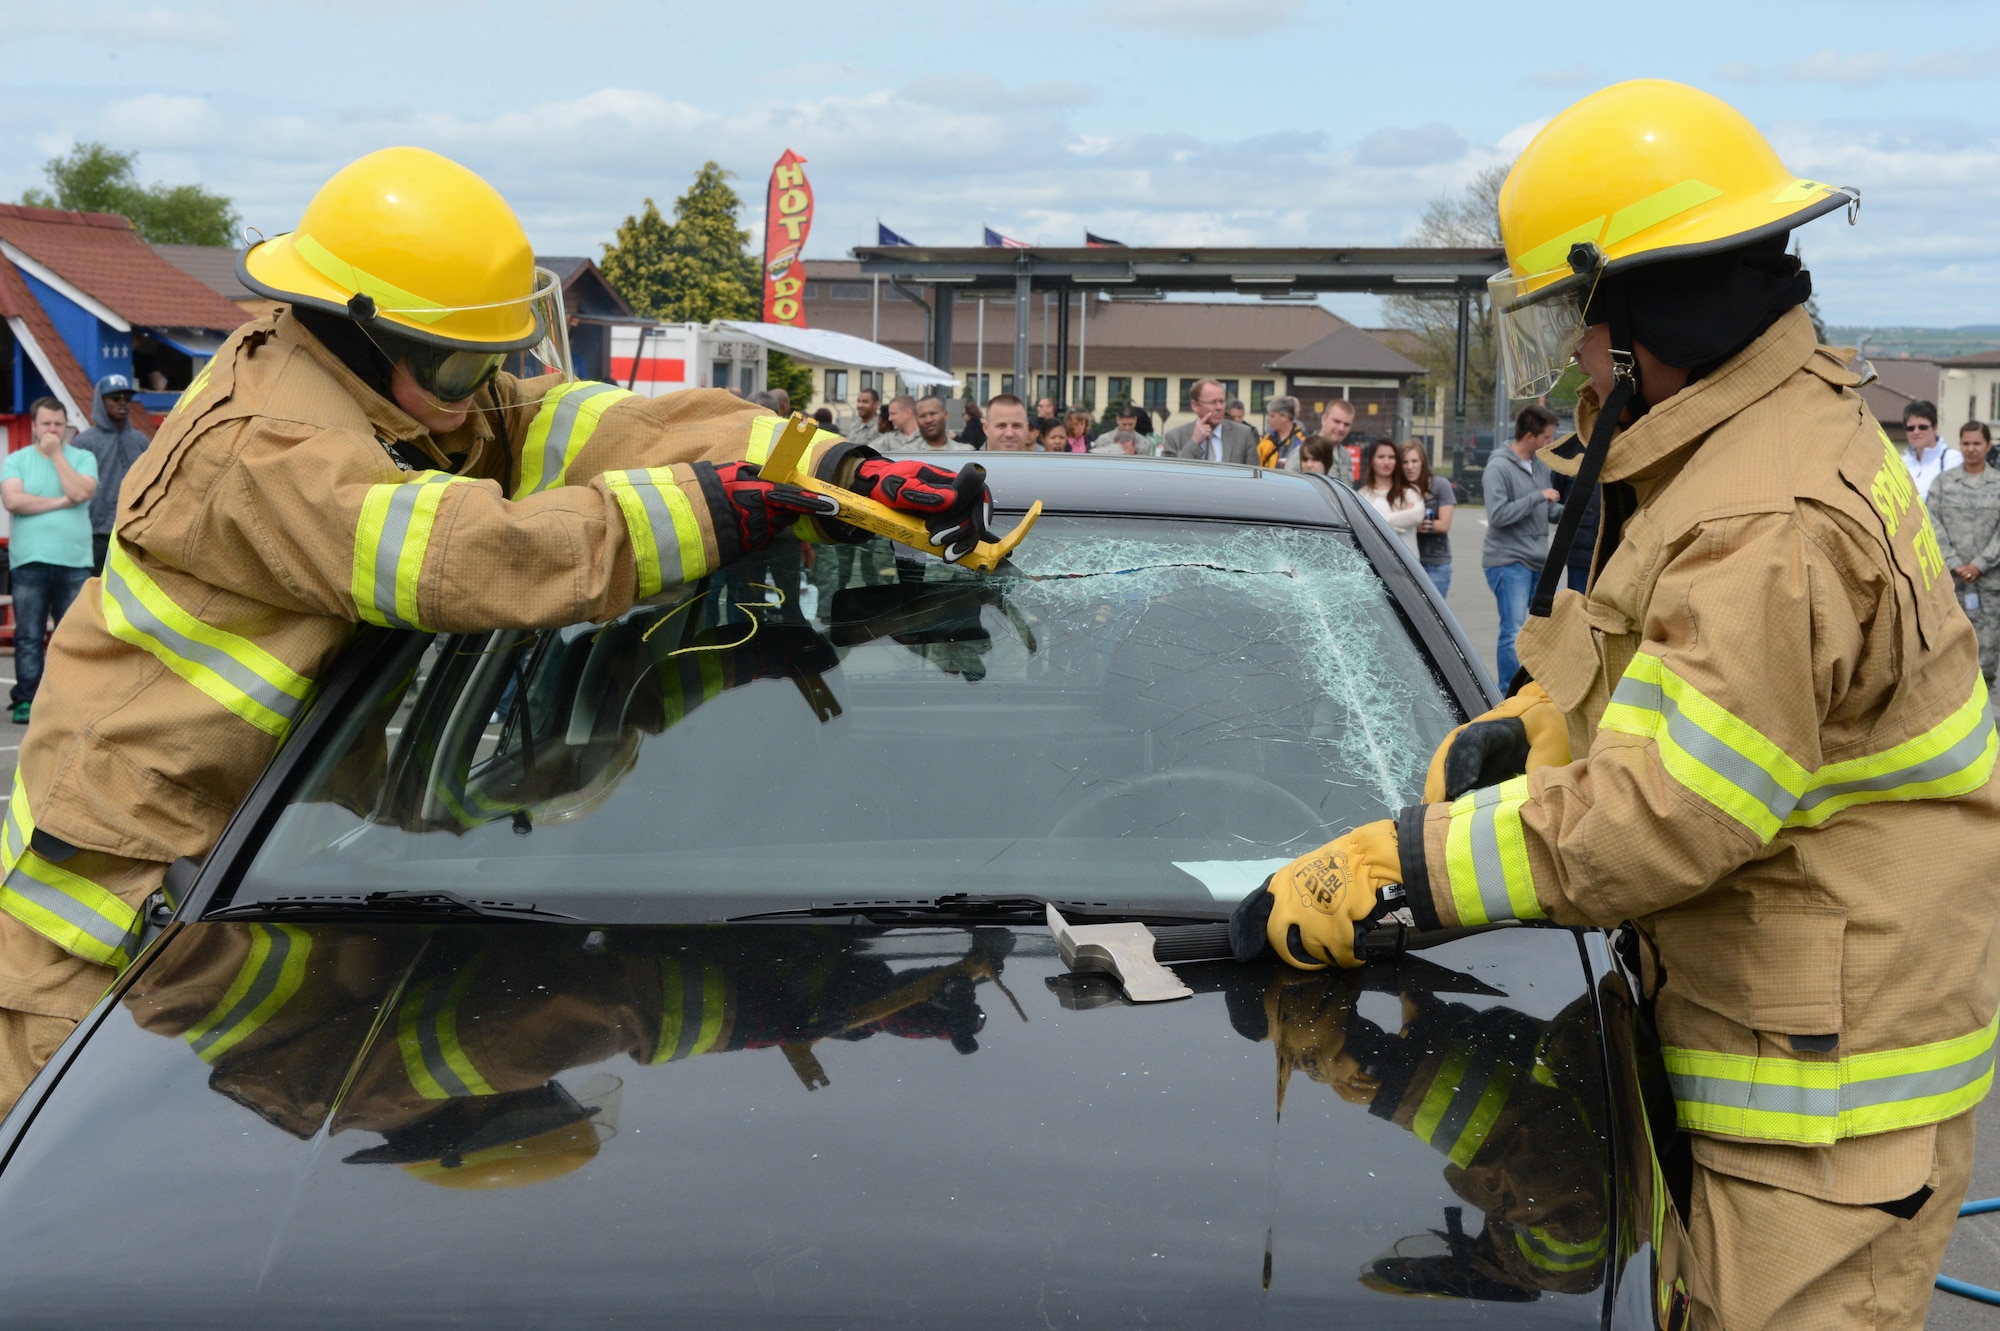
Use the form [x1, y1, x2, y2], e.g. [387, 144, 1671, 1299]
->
[1357, 437, 1422, 554]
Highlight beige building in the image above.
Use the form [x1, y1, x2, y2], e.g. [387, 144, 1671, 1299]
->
[1938, 350, 2000, 436]
[794, 260, 1427, 437]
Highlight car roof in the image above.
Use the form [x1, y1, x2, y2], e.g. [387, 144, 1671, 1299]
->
[932, 453, 1350, 527]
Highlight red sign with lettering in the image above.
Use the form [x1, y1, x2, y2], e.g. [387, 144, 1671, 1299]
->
[762, 149, 813, 327]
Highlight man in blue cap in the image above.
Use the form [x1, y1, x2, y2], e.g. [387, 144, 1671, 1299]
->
[72, 373, 151, 574]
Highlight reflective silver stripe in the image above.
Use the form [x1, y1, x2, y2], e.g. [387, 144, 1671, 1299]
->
[186, 925, 303, 1060]
[668, 959, 706, 1062]
[1794, 717, 1997, 815]
[1610, 673, 1796, 825]
[103, 556, 307, 728]
[1465, 785, 1517, 927]
[534, 383, 623, 494]
[369, 475, 453, 630]
[0, 859, 138, 966]
[411, 978, 476, 1098]
[624, 472, 688, 589]
[1670, 1047, 1996, 1121]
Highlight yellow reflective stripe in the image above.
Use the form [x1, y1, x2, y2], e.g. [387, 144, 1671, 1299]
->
[397, 966, 496, 1100]
[1603, 654, 1996, 840]
[1514, 1220, 1608, 1274]
[182, 923, 311, 1063]
[292, 232, 452, 325]
[0, 852, 140, 969]
[351, 472, 470, 630]
[605, 469, 708, 597]
[1, 772, 31, 877]
[1602, 179, 1724, 250]
[1517, 217, 1608, 279]
[101, 539, 313, 739]
[1791, 676, 1996, 825]
[653, 957, 729, 1063]
[1410, 1043, 1470, 1145]
[1442, 776, 1545, 927]
[1664, 1011, 1999, 1145]
[512, 382, 635, 499]
[656, 653, 727, 729]
[177, 362, 213, 408]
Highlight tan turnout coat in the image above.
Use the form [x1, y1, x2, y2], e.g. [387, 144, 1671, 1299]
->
[0, 308, 840, 1102]
[1410, 308, 2000, 1206]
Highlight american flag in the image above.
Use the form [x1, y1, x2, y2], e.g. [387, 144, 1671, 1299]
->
[983, 226, 1030, 249]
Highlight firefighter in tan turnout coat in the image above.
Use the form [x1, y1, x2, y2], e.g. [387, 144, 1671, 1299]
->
[1231, 81, 2000, 1327]
[0, 147, 998, 1114]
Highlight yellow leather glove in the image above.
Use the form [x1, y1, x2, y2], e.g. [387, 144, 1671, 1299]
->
[1229, 820, 1404, 971]
[1263, 973, 1380, 1106]
[1422, 681, 1570, 803]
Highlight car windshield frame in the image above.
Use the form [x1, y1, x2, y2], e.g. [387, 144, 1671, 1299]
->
[188, 494, 1490, 928]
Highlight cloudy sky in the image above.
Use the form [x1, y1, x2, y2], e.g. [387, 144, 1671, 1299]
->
[2, 0, 1995, 326]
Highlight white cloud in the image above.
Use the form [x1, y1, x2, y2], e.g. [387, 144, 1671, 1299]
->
[2, 3, 237, 47]
[1716, 60, 1764, 84]
[1495, 118, 1550, 157]
[1097, 0, 1300, 37]
[1521, 63, 1595, 89]
[99, 94, 226, 148]
[1355, 123, 1467, 168]
[1784, 48, 1903, 87]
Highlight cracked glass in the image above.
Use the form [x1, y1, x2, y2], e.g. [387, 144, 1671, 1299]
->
[244, 518, 1459, 915]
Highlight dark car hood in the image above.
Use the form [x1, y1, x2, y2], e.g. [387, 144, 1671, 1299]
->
[0, 920, 1608, 1328]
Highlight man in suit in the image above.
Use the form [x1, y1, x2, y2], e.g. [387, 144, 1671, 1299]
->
[1163, 379, 1259, 463]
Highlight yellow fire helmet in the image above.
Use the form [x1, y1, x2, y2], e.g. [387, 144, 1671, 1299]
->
[1491, 79, 1856, 399]
[402, 1115, 603, 1192]
[240, 146, 573, 396]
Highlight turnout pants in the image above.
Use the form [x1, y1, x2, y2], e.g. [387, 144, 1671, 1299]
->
[0, 852, 164, 1117]
[1687, 1109, 1975, 1330]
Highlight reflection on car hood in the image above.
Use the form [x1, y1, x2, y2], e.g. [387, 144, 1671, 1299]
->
[0, 922, 1609, 1329]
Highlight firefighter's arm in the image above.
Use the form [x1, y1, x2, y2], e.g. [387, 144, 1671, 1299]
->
[1401, 514, 1842, 930]
[170, 418, 818, 633]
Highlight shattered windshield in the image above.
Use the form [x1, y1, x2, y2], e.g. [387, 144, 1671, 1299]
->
[240, 518, 1459, 916]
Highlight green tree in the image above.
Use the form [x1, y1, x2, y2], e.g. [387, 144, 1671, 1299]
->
[765, 351, 815, 405]
[1383, 164, 1506, 449]
[21, 142, 239, 246]
[600, 162, 762, 323]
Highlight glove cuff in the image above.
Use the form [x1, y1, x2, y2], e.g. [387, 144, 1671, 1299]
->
[808, 440, 878, 545]
[690, 461, 744, 566]
[1396, 804, 1441, 932]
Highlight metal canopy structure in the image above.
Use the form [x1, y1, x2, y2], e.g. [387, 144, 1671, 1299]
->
[852, 244, 1506, 462]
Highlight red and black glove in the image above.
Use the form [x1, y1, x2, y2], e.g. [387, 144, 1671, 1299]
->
[848, 457, 998, 562]
[699, 461, 841, 563]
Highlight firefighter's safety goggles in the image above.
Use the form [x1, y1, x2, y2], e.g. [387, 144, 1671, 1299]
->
[357, 266, 575, 404]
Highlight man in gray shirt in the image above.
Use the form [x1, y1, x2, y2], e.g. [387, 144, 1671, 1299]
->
[894, 395, 973, 453]
[1482, 404, 1563, 686]
[1162, 379, 1259, 463]
[847, 386, 888, 447]
[72, 374, 149, 574]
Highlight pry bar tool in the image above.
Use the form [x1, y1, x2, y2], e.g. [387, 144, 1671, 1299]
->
[760, 413, 1042, 574]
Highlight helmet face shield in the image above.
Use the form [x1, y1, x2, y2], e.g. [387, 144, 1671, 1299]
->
[360, 266, 575, 407]
[1491, 262, 1600, 401]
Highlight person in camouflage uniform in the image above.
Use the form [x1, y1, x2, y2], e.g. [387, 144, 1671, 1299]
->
[1926, 422, 2000, 682]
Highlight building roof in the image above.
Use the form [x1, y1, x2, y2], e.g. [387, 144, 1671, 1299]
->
[1269, 325, 1425, 378]
[0, 259, 92, 417]
[151, 243, 256, 302]
[1940, 349, 2000, 369]
[800, 259, 1354, 376]
[0, 204, 248, 332]
[537, 255, 634, 319]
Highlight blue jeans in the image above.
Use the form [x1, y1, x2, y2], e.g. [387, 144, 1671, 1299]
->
[10, 562, 90, 705]
[1485, 561, 1536, 688]
[1422, 562, 1452, 599]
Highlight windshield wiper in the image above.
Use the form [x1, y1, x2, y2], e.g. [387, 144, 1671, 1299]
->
[209, 889, 579, 921]
[727, 893, 1227, 928]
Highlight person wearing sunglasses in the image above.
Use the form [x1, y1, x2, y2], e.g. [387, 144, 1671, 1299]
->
[1899, 400, 1960, 502]
[0, 147, 1007, 1118]
[73, 373, 150, 575]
